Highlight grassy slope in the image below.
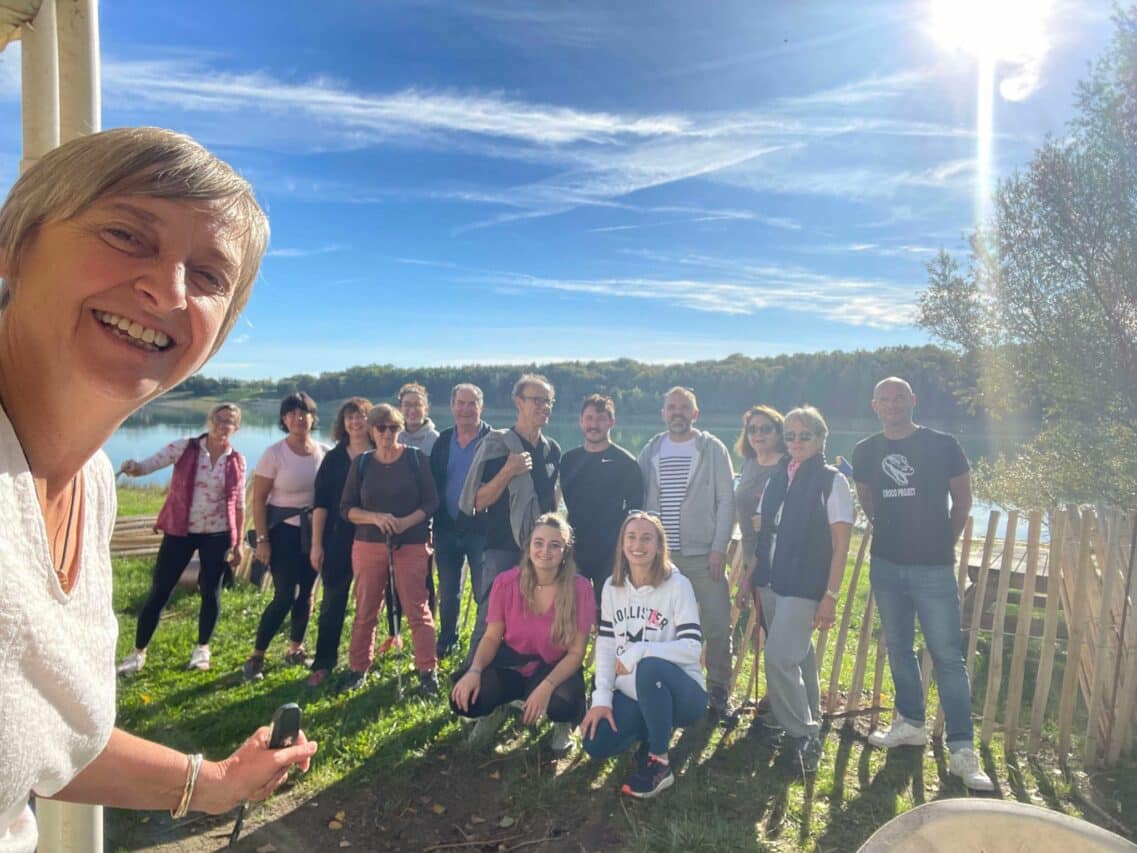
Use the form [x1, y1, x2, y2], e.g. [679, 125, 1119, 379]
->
[106, 540, 1137, 852]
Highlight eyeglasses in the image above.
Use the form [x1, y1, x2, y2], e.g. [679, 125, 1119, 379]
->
[783, 431, 816, 443]
[747, 423, 776, 436]
[372, 423, 400, 433]
[522, 395, 555, 408]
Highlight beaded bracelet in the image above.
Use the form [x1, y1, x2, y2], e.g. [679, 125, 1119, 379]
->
[171, 753, 204, 819]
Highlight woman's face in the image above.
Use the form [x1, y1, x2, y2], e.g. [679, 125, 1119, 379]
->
[622, 518, 659, 572]
[283, 407, 313, 438]
[369, 420, 401, 449]
[208, 408, 240, 444]
[746, 413, 780, 457]
[783, 417, 823, 463]
[1, 196, 243, 407]
[344, 407, 369, 440]
[529, 524, 566, 574]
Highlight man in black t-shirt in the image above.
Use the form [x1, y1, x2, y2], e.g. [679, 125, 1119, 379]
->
[462, 374, 562, 659]
[852, 377, 992, 791]
[560, 394, 643, 609]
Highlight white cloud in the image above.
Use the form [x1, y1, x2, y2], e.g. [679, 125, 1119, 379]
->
[265, 244, 347, 258]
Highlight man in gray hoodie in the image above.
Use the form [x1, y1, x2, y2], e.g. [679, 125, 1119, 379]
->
[638, 387, 735, 717]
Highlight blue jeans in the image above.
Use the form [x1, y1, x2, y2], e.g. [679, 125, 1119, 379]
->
[582, 658, 708, 758]
[433, 527, 486, 652]
[870, 557, 974, 749]
[465, 546, 520, 666]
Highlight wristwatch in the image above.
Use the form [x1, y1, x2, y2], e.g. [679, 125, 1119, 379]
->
[256, 534, 270, 544]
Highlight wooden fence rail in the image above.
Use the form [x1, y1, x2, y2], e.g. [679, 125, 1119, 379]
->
[722, 504, 1137, 769]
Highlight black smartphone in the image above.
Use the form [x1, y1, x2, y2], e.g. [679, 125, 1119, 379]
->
[269, 702, 301, 749]
[229, 703, 302, 848]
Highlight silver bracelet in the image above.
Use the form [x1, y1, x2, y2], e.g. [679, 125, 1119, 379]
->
[171, 753, 204, 819]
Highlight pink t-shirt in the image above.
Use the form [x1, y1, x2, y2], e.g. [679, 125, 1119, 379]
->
[254, 439, 328, 526]
[487, 567, 596, 676]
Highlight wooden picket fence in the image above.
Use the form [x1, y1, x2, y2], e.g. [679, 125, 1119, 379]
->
[724, 506, 1137, 768]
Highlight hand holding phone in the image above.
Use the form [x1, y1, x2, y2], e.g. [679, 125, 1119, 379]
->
[229, 703, 303, 847]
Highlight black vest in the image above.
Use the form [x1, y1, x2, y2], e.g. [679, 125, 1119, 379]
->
[754, 453, 837, 601]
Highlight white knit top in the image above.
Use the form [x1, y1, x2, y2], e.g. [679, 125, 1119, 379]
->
[0, 408, 118, 853]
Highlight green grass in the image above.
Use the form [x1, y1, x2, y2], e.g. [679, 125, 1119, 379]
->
[116, 483, 168, 516]
[106, 540, 1137, 851]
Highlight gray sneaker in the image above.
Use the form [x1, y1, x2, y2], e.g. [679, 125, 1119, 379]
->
[116, 649, 146, 677]
[468, 705, 507, 748]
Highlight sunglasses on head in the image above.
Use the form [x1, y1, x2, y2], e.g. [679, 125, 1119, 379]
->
[372, 423, 400, 433]
[747, 423, 776, 436]
[783, 431, 815, 443]
[626, 509, 661, 519]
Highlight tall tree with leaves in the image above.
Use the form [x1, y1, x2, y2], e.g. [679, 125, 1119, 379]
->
[918, 7, 1137, 507]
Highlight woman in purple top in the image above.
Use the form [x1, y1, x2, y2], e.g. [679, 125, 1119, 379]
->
[450, 513, 595, 754]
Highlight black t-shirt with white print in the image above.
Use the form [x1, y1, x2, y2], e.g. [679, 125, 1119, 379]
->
[852, 426, 969, 566]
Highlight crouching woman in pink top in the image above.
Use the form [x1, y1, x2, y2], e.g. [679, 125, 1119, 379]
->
[450, 513, 595, 754]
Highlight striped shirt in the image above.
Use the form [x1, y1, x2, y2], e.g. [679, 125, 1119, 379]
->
[657, 436, 695, 551]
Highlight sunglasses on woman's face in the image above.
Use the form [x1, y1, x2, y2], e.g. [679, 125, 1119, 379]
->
[372, 423, 399, 433]
[783, 431, 815, 443]
[747, 423, 776, 436]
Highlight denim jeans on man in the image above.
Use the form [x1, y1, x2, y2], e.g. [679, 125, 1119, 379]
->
[464, 546, 521, 665]
[433, 527, 486, 653]
[870, 556, 974, 749]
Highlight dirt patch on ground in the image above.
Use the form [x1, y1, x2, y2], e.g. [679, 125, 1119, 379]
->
[109, 723, 632, 853]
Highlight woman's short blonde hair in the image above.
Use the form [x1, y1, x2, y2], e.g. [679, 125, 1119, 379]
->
[367, 403, 405, 430]
[0, 127, 269, 355]
[784, 405, 829, 438]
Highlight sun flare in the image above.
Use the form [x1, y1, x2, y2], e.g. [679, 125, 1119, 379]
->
[929, 0, 1051, 62]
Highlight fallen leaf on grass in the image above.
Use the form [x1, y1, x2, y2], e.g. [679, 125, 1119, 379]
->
[328, 820, 344, 831]
[140, 695, 152, 704]
[499, 816, 515, 828]
[489, 770, 501, 780]
[469, 815, 485, 825]
[437, 753, 447, 760]
[256, 845, 277, 853]
[339, 842, 352, 848]
[431, 804, 446, 815]
[335, 810, 346, 821]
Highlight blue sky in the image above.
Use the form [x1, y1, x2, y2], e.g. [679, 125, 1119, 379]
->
[0, 1, 1117, 379]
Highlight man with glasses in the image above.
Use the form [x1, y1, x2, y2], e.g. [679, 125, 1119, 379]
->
[560, 394, 644, 609]
[460, 374, 562, 659]
[430, 383, 492, 658]
[852, 377, 992, 791]
[638, 387, 735, 719]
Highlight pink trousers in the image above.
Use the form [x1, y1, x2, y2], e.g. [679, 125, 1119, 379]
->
[349, 540, 437, 673]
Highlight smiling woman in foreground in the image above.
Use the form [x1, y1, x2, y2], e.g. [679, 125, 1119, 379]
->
[0, 127, 316, 851]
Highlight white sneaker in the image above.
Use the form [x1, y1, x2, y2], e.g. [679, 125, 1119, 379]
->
[549, 722, 574, 755]
[116, 649, 146, 676]
[949, 746, 995, 791]
[468, 705, 507, 748]
[187, 645, 211, 671]
[867, 717, 927, 749]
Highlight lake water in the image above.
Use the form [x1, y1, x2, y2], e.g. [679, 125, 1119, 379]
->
[109, 401, 1025, 537]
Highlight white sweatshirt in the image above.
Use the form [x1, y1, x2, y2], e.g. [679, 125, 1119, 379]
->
[592, 568, 705, 706]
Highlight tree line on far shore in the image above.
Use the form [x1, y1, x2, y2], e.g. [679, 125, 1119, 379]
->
[178, 344, 991, 423]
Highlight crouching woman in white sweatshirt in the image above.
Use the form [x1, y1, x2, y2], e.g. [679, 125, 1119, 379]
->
[581, 511, 707, 799]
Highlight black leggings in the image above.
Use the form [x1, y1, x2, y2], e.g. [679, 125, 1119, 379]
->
[254, 524, 318, 652]
[135, 532, 230, 648]
[311, 539, 353, 672]
[450, 662, 587, 725]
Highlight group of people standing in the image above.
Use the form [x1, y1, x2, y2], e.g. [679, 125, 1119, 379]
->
[119, 370, 993, 799]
